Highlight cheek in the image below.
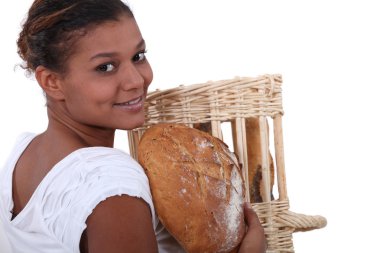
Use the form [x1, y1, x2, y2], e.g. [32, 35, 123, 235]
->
[92, 84, 117, 102]
[142, 62, 153, 89]
[65, 82, 115, 108]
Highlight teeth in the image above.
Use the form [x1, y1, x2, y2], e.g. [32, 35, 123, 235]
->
[116, 97, 141, 106]
[126, 97, 141, 105]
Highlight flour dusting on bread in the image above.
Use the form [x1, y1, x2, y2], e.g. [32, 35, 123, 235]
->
[138, 123, 246, 253]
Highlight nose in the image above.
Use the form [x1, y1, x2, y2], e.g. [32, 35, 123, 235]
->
[120, 63, 145, 91]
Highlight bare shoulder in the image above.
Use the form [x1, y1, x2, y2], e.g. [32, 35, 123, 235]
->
[81, 195, 158, 253]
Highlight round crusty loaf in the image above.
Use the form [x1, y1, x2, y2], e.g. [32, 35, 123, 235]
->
[138, 123, 246, 253]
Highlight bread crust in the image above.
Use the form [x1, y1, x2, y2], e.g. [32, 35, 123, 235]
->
[138, 123, 246, 253]
[243, 118, 275, 202]
[194, 119, 275, 203]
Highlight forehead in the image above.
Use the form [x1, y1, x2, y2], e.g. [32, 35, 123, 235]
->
[70, 16, 142, 60]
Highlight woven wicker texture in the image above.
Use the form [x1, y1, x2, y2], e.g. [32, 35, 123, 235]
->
[142, 74, 283, 125]
[128, 74, 327, 252]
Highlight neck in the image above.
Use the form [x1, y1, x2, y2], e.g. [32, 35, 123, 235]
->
[45, 105, 115, 148]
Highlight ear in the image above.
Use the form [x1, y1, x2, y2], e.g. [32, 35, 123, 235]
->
[35, 66, 65, 101]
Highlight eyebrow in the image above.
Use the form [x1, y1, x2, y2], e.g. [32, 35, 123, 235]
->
[90, 39, 146, 61]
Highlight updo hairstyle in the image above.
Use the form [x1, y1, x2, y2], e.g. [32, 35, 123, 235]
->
[17, 0, 133, 74]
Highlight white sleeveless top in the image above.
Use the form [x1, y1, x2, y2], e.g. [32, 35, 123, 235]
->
[0, 133, 185, 253]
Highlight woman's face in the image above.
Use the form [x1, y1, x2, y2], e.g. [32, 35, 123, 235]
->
[58, 15, 153, 130]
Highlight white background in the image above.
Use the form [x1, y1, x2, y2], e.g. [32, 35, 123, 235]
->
[1, 0, 379, 252]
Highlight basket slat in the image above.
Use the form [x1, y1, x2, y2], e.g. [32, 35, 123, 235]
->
[273, 116, 288, 201]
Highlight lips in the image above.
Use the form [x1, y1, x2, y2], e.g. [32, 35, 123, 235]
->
[116, 96, 142, 106]
[113, 96, 144, 111]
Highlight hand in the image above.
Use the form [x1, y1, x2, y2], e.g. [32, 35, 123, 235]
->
[238, 202, 267, 253]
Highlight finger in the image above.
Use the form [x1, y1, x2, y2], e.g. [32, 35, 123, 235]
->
[239, 202, 267, 253]
[243, 202, 266, 242]
[243, 202, 261, 227]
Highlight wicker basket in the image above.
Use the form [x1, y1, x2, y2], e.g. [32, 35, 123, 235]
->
[128, 74, 327, 252]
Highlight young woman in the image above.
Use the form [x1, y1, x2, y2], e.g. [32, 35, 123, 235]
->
[0, 1, 266, 252]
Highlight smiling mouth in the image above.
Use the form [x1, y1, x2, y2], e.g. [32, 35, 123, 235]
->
[115, 96, 142, 106]
[113, 96, 144, 111]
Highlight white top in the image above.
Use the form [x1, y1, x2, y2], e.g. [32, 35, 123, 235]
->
[0, 133, 185, 253]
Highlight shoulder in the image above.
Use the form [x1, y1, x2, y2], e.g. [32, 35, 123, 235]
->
[73, 146, 141, 169]
[68, 147, 150, 196]
[65, 147, 153, 210]
[3, 132, 37, 161]
[82, 194, 159, 253]
[37, 147, 158, 252]
[56, 146, 148, 188]
[50, 147, 154, 215]
[73, 148, 158, 253]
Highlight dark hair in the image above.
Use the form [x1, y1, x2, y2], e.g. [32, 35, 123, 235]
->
[17, 0, 134, 74]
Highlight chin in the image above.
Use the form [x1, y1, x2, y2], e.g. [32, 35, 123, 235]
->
[121, 117, 145, 130]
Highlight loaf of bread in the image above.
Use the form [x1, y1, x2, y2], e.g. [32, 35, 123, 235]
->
[138, 123, 246, 253]
[236, 118, 275, 202]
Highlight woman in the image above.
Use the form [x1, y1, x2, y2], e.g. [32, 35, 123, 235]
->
[0, 0, 266, 252]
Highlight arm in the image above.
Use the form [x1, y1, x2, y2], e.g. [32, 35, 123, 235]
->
[80, 195, 158, 253]
[238, 203, 267, 253]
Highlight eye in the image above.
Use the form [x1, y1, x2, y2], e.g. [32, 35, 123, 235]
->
[96, 63, 116, 72]
[132, 50, 147, 63]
